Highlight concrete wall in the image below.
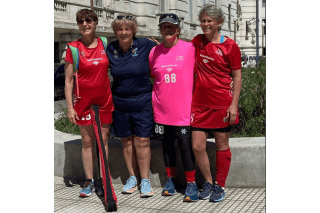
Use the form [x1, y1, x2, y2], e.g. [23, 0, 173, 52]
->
[54, 128, 265, 188]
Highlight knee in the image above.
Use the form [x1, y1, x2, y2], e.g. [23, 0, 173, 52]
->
[121, 136, 134, 148]
[192, 142, 206, 155]
[134, 136, 150, 149]
[82, 137, 94, 149]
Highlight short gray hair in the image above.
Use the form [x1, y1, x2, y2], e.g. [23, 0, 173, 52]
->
[111, 13, 138, 36]
[198, 4, 225, 31]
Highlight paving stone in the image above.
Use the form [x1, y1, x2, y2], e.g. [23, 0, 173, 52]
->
[54, 176, 265, 212]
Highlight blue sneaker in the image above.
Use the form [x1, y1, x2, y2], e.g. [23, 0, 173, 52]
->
[79, 180, 95, 197]
[122, 176, 137, 194]
[209, 184, 225, 202]
[162, 177, 177, 196]
[183, 182, 199, 202]
[199, 182, 214, 200]
[140, 179, 154, 197]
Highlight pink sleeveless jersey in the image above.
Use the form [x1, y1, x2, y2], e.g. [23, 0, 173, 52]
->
[149, 40, 195, 126]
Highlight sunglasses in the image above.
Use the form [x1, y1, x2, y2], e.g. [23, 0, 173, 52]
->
[159, 13, 179, 22]
[78, 18, 93, 24]
[116, 15, 134, 20]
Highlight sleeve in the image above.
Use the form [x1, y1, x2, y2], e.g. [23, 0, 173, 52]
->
[228, 41, 242, 71]
[149, 46, 156, 79]
[65, 47, 73, 64]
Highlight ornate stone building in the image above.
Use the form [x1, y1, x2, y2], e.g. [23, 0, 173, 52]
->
[54, 0, 264, 63]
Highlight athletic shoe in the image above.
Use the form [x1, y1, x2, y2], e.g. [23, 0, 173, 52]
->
[122, 176, 137, 194]
[199, 182, 214, 200]
[140, 179, 154, 197]
[183, 182, 199, 202]
[162, 177, 177, 196]
[209, 184, 225, 202]
[95, 178, 104, 196]
[79, 180, 95, 197]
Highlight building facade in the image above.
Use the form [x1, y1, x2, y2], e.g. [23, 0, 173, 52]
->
[54, 0, 265, 63]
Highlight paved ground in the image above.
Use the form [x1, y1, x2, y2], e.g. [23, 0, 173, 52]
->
[54, 176, 265, 213]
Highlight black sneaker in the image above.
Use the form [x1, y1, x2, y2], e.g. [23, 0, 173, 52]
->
[199, 182, 213, 200]
[209, 184, 225, 202]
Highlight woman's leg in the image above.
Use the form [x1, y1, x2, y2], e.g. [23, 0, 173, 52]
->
[133, 136, 151, 179]
[121, 136, 139, 177]
[214, 131, 232, 188]
[192, 130, 213, 184]
[79, 125, 95, 180]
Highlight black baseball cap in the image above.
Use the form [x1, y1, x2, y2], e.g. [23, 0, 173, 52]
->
[158, 13, 180, 26]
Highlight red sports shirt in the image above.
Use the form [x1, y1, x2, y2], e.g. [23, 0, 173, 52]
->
[65, 38, 113, 119]
[191, 34, 241, 109]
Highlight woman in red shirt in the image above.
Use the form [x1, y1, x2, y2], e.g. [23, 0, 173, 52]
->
[191, 4, 242, 202]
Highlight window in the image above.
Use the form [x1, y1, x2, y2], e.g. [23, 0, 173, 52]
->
[160, 0, 165, 13]
[262, 19, 266, 35]
[54, 42, 60, 63]
[93, 0, 102, 7]
[228, 4, 231, 30]
[189, 0, 193, 22]
[262, 0, 266, 7]
[203, 0, 206, 5]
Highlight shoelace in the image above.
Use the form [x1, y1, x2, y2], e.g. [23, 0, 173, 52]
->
[213, 184, 223, 193]
[186, 183, 197, 193]
[202, 182, 212, 192]
[126, 177, 136, 185]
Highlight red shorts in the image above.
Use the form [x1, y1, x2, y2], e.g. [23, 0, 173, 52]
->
[74, 89, 114, 126]
[190, 105, 239, 129]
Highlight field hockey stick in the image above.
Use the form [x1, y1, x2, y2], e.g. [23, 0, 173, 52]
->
[91, 105, 117, 211]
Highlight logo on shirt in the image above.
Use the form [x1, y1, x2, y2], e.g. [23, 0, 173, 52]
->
[81, 51, 85, 57]
[200, 54, 214, 61]
[93, 61, 99, 65]
[166, 68, 173, 72]
[176, 56, 184, 61]
[200, 42, 204, 50]
[191, 113, 194, 123]
[203, 59, 209, 63]
[215, 48, 223, 56]
[101, 50, 106, 55]
[132, 48, 138, 56]
[181, 128, 187, 134]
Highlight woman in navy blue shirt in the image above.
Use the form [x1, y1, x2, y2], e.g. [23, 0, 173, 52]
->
[106, 14, 157, 198]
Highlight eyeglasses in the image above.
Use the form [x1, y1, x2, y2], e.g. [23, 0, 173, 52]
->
[77, 18, 93, 24]
[116, 15, 134, 20]
[159, 13, 179, 22]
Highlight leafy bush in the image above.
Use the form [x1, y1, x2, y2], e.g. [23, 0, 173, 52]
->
[231, 59, 266, 137]
[54, 106, 81, 135]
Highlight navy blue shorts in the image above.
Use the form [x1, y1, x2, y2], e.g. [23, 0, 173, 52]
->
[111, 103, 154, 138]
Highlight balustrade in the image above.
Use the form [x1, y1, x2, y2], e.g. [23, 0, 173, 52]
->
[54, 0, 67, 13]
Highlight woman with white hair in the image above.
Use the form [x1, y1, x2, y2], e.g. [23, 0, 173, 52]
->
[191, 4, 242, 202]
[106, 14, 157, 198]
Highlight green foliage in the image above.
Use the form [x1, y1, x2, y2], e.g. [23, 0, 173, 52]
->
[54, 106, 81, 135]
[231, 59, 266, 137]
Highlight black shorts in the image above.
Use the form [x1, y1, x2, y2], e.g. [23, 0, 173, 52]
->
[191, 126, 232, 134]
[154, 123, 191, 141]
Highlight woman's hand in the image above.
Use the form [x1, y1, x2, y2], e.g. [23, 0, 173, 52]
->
[226, 104, 237, 125]
[67, 108, 79, 125]
[149, 37, 161, 45]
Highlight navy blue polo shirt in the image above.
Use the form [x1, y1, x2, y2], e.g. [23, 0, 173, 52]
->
[107, 37, 157, 111]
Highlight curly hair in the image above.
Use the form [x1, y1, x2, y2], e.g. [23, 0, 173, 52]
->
[198, 4, 225, 31]
[111, 13, 138, 36]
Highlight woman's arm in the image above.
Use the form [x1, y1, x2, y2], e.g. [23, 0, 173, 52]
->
[227, 69, 242, 124]
[64, 62, 79, 124]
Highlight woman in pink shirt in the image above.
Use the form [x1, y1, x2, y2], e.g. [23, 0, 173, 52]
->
[149, 13, 198, 202]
